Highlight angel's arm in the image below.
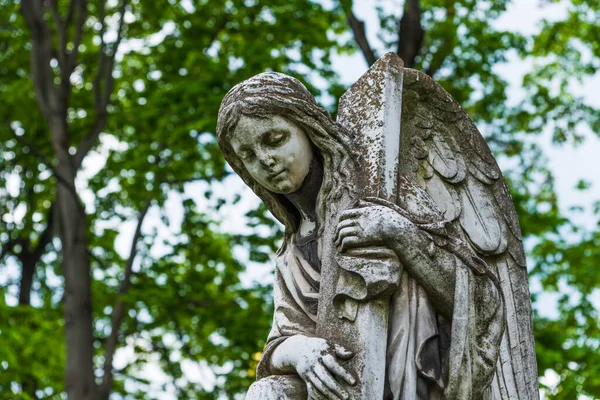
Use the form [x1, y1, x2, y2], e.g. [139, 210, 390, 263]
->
[336, 200, 505, 395]
[335, 201, 502, 323]
[386, 215, 502, 323]
[256, 266, 316, 379]
[258, 265, 357, 400]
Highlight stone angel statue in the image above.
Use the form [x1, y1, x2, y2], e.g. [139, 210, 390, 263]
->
[216, 53, 538, 400]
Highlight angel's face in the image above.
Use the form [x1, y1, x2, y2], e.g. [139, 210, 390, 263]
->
[230, 114, 314, 194]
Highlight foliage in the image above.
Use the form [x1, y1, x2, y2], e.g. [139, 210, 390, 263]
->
[0, 0, 342, 398]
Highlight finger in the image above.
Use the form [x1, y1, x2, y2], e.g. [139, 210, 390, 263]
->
[340, 236, 361, 252]
[339, 208, 363, 221]
[336, 218, 359, 231]
[334, 227, 358, 247]
[322, 354, 356, 386]
[346, 247, 396, 259]
[307, 381, 327, 400]
[314, 361, 349, 399]
[333, 344, 354, 360]
[307, 370, 344, 400]
[307, 371, 335, 400]
[334, 222, 358, 246]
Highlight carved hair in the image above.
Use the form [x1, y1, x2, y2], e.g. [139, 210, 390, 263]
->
[216, 72, 358, 236]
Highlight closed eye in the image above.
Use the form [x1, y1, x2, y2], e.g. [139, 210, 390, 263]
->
[264, 130, 288, 147]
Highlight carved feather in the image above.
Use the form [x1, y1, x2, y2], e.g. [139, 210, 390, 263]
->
[459, 175, 507, 254]
[425, 173, 462, 221]
[428, 134, 459, 180]
[468, 159, 497, 185]
[401, 68, 538, 399]
[493, 180, 524, 242]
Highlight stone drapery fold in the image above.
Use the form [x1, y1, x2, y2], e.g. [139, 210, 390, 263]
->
[252, 195, 504, 399]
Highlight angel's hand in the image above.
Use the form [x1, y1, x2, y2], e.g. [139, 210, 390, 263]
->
[273, 335, 356, 400]
[334, 201, 410, 253]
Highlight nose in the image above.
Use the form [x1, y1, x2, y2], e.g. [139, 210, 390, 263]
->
[257, 150, 276, 168]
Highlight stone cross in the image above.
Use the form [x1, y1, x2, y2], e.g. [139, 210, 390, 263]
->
[316, 53, 404, 399]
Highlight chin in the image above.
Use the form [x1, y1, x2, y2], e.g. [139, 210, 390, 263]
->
[274, 181, 297, 194]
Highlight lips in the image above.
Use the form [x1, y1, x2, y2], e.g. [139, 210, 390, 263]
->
[270, 169, 286, 180]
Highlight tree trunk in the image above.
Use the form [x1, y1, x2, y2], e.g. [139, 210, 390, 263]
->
[18, 256, 35, 306]
[20, 1, 98, 397]
[60, 194, 96, 399]
[397, 0, 424, 68]
[18, 203, 54, 306]
[52, 118, 97, 400]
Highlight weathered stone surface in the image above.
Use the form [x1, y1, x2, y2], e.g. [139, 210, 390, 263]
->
[337, 52, 404, 201]
[216, 52, 538, 399]
[313, 53, 404, 399]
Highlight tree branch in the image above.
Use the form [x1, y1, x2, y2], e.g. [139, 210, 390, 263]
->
[0, 238, 24, 262]
[7, 121, 78, 200]
[17, 245, 35, 306]
[92, 0, 108, 111]
[50, 0, 87, 107]
[7, 121, 53, 167]
[48, 0, 67, 71]
[99, 199, 151, 398]
[340, 1, 377, 66]
[31, 202, 55, 261]
[67, 0, 87, 74]
[10, 203, 54, 306]
[74, 0, 128, 170]
[89, 249, 109, 270]
[65, 0, 75, 27]
[425, 3, 456, 77]
[20, 0, 60, 120]
[396, 0, 424, 68]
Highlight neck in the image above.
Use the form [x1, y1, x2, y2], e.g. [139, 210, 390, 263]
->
[286, 156, 323, 238]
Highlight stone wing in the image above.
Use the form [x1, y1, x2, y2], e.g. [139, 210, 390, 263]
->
[400, 68, 538, 399]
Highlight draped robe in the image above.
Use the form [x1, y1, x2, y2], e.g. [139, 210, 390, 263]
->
[247, 178, 505, 400]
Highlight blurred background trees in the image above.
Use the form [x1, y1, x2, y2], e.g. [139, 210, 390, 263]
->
[0, 0, 598, 399]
